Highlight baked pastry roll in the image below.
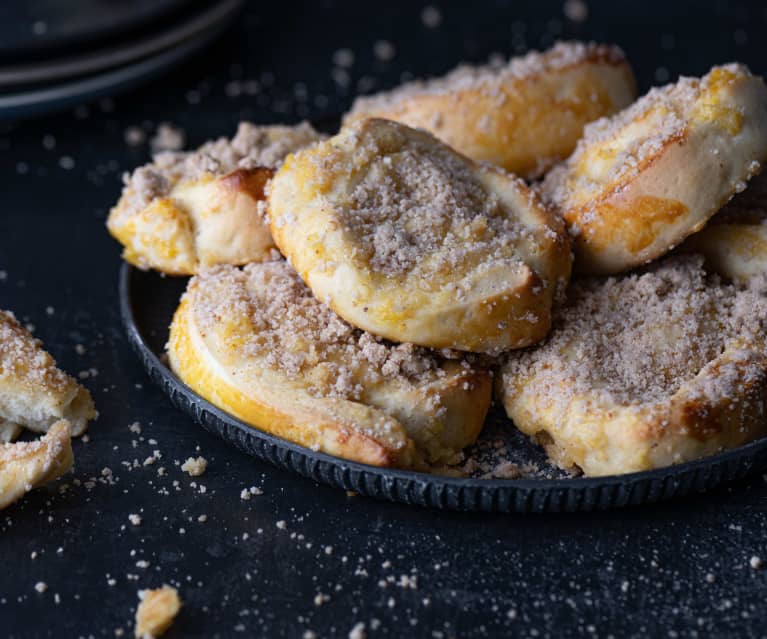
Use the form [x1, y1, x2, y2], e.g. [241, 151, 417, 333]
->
[167, 262, 492, 469]
[542, 64, 767, 274]
[345, 42, 636, 178]
[268, 118, 571, 354]
[0, 310, 96, 441]
[497, 255, 767, 477]
[677, 172, 767, 284]
[107, 122, 323, 275]
[0, 420, 73, 510]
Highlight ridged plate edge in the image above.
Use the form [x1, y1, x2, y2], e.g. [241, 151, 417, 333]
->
[119, 263, 767, 512]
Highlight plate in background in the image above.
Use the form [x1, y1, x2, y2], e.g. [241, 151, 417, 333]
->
[0, 1, 241, 120]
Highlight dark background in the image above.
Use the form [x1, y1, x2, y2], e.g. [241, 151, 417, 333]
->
[2, 1, 767, 637]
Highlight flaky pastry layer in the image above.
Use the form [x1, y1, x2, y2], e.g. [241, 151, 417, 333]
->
[167, 262, 492, 469]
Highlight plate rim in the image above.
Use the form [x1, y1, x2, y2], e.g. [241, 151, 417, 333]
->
[119, 262, 767, 509]
[0, 0, 243, 87]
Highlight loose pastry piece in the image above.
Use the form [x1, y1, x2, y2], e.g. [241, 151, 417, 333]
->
[677, 172, 767, 284]
[107, 121, 324, 275]
[135, 586, 181, 639]
[0, 310, 96, 442]
[268, 118, 571, 354]
[497, 256, 767, 477]
[344, 42, 636, 178]
[542, 64, 767, 274]
[0, 420, 73, 510]
[167, 262, 492, 468]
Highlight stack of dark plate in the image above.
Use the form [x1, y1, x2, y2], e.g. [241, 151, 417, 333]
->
[0, 0, 242, 119]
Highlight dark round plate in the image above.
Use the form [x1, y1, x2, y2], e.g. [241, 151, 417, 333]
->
[120, 263, 767, 512]
[0, 0, 243, 88]
[0, 0, 196, 61]
[0, 2, 239, 121]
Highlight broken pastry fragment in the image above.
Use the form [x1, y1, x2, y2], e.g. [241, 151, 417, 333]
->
[268, 118, 571, 354]
[0, 420, 73, 510]
[167, 262, 492, 469]
[497, 255, 767, 477]
[345, 41, 636, 178]
[135, 586, 182, 638]
[0, 310, 96, 441]
[542, 63, 767, 274]
[108, 121, 324, 275]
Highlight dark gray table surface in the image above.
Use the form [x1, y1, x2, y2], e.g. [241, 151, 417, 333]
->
[2, 1, 767, 637]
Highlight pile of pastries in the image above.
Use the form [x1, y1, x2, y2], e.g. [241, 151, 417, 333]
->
[107, 41, 767, 478]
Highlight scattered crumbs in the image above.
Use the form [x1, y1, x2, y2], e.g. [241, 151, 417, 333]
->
[30, 551, 37, 560]
[150, 123, 186, 153]
[181, 456, 208, 477]
[346, 490, 357, 497]
[74, 343, 86, 355]
[373, 40, 396, 62]
[197, 515, 208, 523]
[124, 126, 146, 147]
[332, 48, 355, 68]
[128, 422, 142, 435]
[706, 573, 716, 583]
[276, 520, 287, 530]
[240, 486, 263, 500]
[303, 632, 317, 639]
[45, 306, 54, 316]
[313, 593, 330, 606]
[750, 556, 762, 570]
[421, 5, 442, 28]
[324, 546, 334, 556]
[563, 0, 588, 22]
[58, 156, 75, 170]
[349, 622, 367, 639]
[128, 514, 142, 526]
[34, 582, 47, 594]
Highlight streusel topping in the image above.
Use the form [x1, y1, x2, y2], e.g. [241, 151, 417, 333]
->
[348, 41, 625, 113]
[503, 255, 767, 406]
[313, 121, 537, 278]
[0, 310, 73, 396]
[186, 262, 481, 401]
[121, 121, 323, 215]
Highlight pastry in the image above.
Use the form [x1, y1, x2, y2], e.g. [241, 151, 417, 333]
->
[497, 255, 767, 476]
[0, 420, 73, 510]
[542, 64, 767, 274]
[268, 118, 571, 354]
[677, 172, 767, 284]
[107, 122, 324, 275]
[345, 41, 636, 178]
[0, 310, 96, 440]
[135, 586, 181, 639]
[167, 262, 492, 468]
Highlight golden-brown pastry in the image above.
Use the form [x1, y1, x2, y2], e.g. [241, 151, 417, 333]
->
[107, 122, 324, 275]
[677, 172, 767, 284]
[135, 586, 181, 639]
[268, 118, 572, 354]
[344, 42, 636, 178]
[497, 255, 767, 477]
[542, 64, 767, 274]
[0, 310, 96, 440]
[167, 262, 492, 469]
[0, 420, 73, 510]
